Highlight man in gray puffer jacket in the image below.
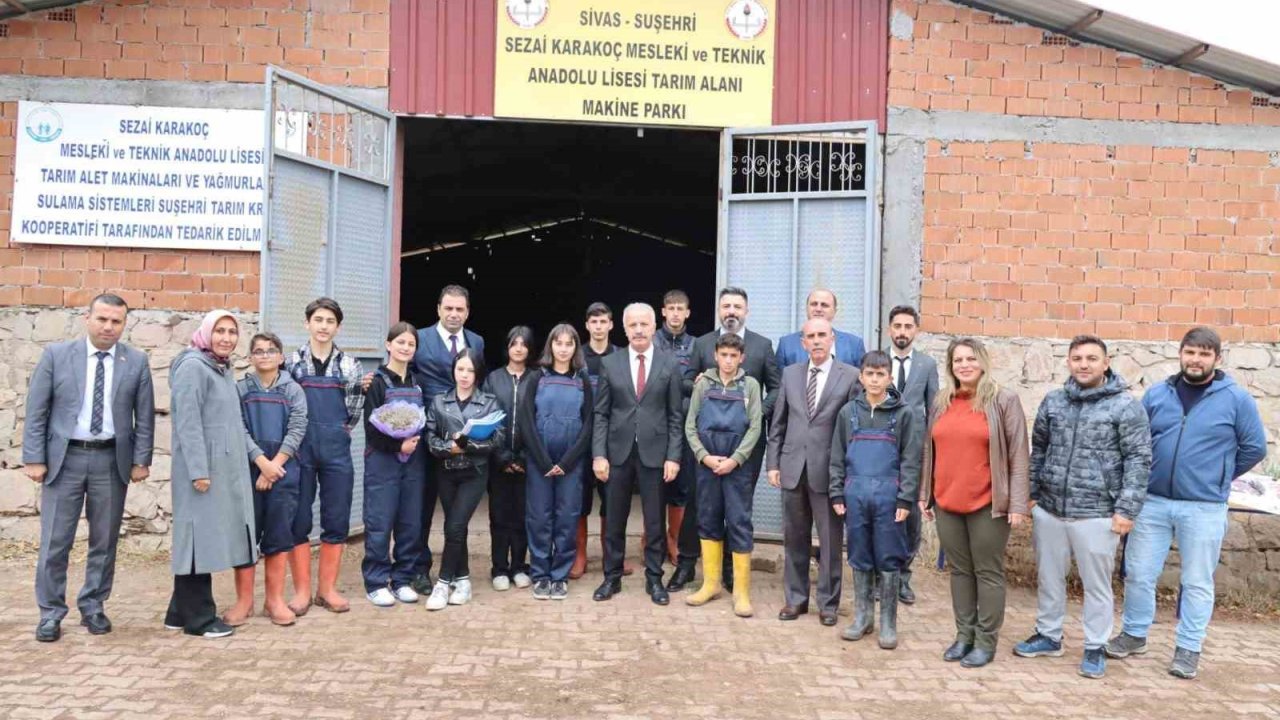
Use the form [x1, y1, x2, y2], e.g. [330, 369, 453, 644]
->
[1013, 335, 1151, 680]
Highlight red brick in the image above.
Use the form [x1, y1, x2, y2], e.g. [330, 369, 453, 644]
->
[162, 274, 203, 292]
[23, 286, 63, 306]
[144, 254, 185, 272]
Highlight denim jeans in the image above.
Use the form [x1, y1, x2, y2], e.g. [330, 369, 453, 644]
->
[1121, 494, 1228, 653]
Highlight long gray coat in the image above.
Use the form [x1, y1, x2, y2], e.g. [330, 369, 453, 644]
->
[169, 348, 257, 575]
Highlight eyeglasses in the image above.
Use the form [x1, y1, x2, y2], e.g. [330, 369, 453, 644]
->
[250, 349, 281, 357]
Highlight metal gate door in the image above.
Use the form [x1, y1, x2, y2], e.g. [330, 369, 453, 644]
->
[260, 67, 396, 537]
[718, 122, 880, 540]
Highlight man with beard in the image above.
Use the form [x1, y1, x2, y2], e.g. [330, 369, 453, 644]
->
[1014, 335, 1151, 680]
[885, 306, 937, 604]
[687, 287, 782, 590]
[1106, 327, 1265, 681]
[775, 289, 865, 368]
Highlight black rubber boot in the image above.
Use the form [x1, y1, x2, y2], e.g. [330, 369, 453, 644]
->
[841, 570, 875, 641]
[878, 571, 900, 650]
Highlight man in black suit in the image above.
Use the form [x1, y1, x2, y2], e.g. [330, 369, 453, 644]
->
[591, 302, 684, 605]
[676, 287, 781, 590]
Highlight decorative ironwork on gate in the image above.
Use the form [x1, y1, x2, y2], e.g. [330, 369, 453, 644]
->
[270, 74, 392, 185]
[730, 131, 868, 195]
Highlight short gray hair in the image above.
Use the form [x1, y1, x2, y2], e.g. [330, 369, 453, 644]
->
[622, 302, 656, 324]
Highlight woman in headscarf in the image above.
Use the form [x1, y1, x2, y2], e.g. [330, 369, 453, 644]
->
[162, 310, 257, 638]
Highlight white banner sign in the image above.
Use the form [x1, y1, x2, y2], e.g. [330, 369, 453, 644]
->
[13, 101, 267, 251]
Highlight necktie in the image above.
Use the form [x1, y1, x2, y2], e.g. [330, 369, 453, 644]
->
[806, 366, 820, 418]
[449, 334, 459, 356]
[895, 356, 908, 393]
[635, 353, 646, 398]
[91, 351, 108, 435]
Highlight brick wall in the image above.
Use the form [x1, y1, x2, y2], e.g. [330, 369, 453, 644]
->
[894, 0, 1280, 343]
[0, 0, 390, 313]
[920, 140, 1280, 343]
[889, 0, 1280, 126]
[0, 0, 390, 87]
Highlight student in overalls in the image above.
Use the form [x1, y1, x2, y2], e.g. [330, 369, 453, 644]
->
[682, 333, 763, 617]
[829, 351, 924, 650]
[481, 326, 536, 593]
[286, 297, 366, 615]
[362, 322, 428, 607]
[517, 324, 594, 600]
[424, 348, 504, 610]
[225, 333, 308, 628]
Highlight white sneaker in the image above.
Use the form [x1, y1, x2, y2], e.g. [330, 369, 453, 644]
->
[367, 588, 396, 607]
[426, 581, 451, 611]
[448, 577, 472, 605]
[394, 586, 419, 603]
[492, 575, 511, 592]
[512, 572, 532, 589]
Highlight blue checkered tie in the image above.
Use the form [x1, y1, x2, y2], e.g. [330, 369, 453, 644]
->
[90, 351, 108, 435]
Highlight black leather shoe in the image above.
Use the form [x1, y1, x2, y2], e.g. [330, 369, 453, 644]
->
[665, 564, 695, 592]
[80, 612, 112, 635]
[36, 618, 61, 643]
[409, 573, 434, 596]
[777, 603, 809, 621]
[593, 578, 621, 602]
[645, 579, 670, 606]
[943, 641, 973, 662]
[819, 611, 838, 627]
[960, 646, 996, 668]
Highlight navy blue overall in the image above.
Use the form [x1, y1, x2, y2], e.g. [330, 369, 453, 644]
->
[694, 385, 755, 553]
[361, 370, 426, 593]
[842, 408, 908, 572]
[292, 367, 354, 545]
[241, 385, 301, 556]
[525, 372, 587, 582]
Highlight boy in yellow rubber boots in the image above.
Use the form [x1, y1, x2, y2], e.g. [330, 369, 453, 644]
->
[683, 334, 763, 616]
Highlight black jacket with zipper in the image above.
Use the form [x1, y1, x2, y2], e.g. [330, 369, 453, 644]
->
[481, 367, 535, 470]
[426, 388, 505, 477]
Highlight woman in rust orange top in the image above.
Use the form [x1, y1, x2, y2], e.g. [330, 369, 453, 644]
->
[919, 338, 1029, 668]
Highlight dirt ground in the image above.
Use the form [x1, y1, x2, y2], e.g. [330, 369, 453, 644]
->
[2, 505, 1279, 720]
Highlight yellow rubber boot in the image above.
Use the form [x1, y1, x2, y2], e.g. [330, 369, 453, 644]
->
[732, 552, 753, 618]
[685, 539, 723, 606]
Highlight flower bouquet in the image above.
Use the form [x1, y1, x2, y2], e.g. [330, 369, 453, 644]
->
[369, 400, 427, 463]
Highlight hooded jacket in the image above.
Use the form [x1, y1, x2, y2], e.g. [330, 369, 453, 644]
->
[1142, 370, 1266, 503]
[1029, 371, 1151, 520]
[827, 386, 923, 509]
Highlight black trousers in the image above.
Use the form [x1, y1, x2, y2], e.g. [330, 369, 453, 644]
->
[489, 466, 529, 577]
[165, 574, 217, 634]
[437, 467, 487, 582]
[603, 444, 666, 582]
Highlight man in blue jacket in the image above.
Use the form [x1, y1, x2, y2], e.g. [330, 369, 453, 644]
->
[774, 289, 865, 368]
[1106, 327, 1266, 681]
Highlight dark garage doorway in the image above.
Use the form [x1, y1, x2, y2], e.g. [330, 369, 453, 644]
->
[399, 118, 720, 367]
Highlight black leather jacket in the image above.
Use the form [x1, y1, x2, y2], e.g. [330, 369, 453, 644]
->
[426, 388, 504, 476]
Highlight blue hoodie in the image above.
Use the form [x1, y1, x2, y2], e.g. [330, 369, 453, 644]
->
[1142, 371, 1266, 503]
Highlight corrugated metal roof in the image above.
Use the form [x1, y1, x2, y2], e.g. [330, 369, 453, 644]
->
[0, 0, 92, 21]
[956, 0, 1280, 96]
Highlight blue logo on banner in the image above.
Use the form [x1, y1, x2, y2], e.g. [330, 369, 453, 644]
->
[25, 106, 63, 143]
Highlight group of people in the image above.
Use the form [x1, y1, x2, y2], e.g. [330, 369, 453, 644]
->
[21, 287, 1267, 683]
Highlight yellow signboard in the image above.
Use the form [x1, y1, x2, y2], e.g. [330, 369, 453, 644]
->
[494, 0, 776, 127]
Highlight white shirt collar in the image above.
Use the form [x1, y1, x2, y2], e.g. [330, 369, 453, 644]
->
[436, 323, 465, 347]
[891, 347, 914, 361]
[807, 356, 833, 374]
[628, 344, 654, 362]
[720, 327, 745, 339]
[86, 338, 117, 358]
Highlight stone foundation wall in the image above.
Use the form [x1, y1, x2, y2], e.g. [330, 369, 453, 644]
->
[0, 306, 256, 552]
